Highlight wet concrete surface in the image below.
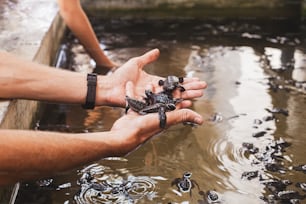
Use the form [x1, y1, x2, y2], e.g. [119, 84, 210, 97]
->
[0, 0, 58, 57]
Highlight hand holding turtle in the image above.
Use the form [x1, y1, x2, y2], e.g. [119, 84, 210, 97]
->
[0, 81, 203, 186]
[98, 49, 207, 108]
[109, 81, 204, 154]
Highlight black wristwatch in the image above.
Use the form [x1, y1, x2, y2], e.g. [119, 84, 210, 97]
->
[82, 73, 97, 109]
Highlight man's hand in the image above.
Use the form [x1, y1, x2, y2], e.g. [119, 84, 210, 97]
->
[109, 81, 203, 154]
[99, 49, 207, 107]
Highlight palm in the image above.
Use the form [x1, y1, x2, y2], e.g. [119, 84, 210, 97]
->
[108, 50, 162, 106]
[110, 110, 162, 151]
[106, 49, 206, 108]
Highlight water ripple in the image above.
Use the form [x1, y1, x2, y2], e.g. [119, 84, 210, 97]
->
[75, 163, 158, 204]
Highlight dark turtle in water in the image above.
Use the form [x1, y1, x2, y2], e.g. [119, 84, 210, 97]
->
[276, 190, 305, 201]
[125, 76, 185, 128]
[198, 190, 221, 203]
[207, 190, 221, 203]
[241, 170, 259, 180]
[261, 179, 292, 192]
[171, 172, 199, 196]
[293, 164, 306, 174]
[295, 182, 306, 192]
[260, 190, 305, 204]
[265, 162, 286, 173]
[242, 142, 259, 155]
[252, 131, 267, 138]
[265, 107, 289, 116]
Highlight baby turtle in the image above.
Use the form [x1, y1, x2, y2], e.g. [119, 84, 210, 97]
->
[265, 107, 289, 116]
[207, 190, 221, 203]
[242, 142, 259, 155]
[277, 190, 305, 201]
[265, 162, 286, 173]
[158, 75, 185, 93]
[171, 172, 199, 196]
[293, 164, 306, 174]
[125, 91, 182, 128]
[261, 179, 292, 192]
[295, 182, 306, 191]
[252, 131, 267, 138]
[125, 76, 185, 128]
[241, 170, 259, 180]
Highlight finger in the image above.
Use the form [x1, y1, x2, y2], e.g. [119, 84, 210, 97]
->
[183, 80, 207, 90]
[181, 90, 204, 100]
[179, 100, 193, 108]
[145, 83, 154, 92]
[125, 81, 141, 116]
[126, 81, 135, 98]
[167, 109, 203, 126]
[136, 49, 160, 68]
[182, 77, 200, 83]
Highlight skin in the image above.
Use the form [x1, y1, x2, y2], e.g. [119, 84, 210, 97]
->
[0, 108, 203, 186]
[0, 49, 206, 107]
[0, 49, 207, 186]
[57, 0, 117, 68]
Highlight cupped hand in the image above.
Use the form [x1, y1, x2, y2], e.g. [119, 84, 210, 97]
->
[104, 49, 207, 107]
[109, 81, 203, 155]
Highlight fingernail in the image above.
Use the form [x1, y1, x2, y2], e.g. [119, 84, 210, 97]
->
[194, 117, 203, 124]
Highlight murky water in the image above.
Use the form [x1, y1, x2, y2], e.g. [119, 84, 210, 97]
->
[15, 18, 306, 203]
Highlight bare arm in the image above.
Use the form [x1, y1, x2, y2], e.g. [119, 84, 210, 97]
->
[57, 0, 117, 68]
[0, 51, 108, 105]
[0, 49, 207, 107]
[0, 103, 203, 185]
[0, 129, 120, 185]
[0, 50, 206, 185]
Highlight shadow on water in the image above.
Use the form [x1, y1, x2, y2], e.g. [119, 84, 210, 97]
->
[14, 17, 306, 203]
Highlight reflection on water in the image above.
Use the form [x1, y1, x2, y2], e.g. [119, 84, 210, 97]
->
[15, 18, 306, 203]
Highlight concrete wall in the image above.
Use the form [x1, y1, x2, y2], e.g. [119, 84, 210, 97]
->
[0, 14, 66, 130]
[0, 1, 65, 129]
[0, 1, 65, 202]
[81, 0, 302, 20]
[81, 0, 289, 8]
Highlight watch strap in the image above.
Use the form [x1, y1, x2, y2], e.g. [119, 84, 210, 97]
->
[82, 73, 97, 109]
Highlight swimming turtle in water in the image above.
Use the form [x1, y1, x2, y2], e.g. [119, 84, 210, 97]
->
[125, 76, 185, 128]
[171, 172, 200, 196]
[198, 189, 221, 203]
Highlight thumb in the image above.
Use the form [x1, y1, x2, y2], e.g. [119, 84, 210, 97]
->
[137, 48, 160, 68]
[125, 81, 135, 98]
[167, 109, 203, 126]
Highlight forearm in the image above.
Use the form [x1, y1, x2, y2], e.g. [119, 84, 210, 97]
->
[0, 129, 134, 185]
[0, 51, 114, 105]
[57, 0, 115, 68]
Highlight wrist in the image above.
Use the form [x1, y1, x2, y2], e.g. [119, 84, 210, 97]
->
[95, 56, 117, 69]
[108, 128, 140, 155]
[95, 74, 127, 107]
[95, 75, 115, 106]
[82, 73, 98, 109]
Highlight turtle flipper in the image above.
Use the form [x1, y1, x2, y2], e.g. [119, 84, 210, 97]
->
[159, 106, 167, 128]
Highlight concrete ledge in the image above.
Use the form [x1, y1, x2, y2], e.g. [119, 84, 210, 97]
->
[82, 0, 302, 20]
[0, 14, 66, 129]
[0, 15, 66, 130]
[0, 2, 66, 203]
